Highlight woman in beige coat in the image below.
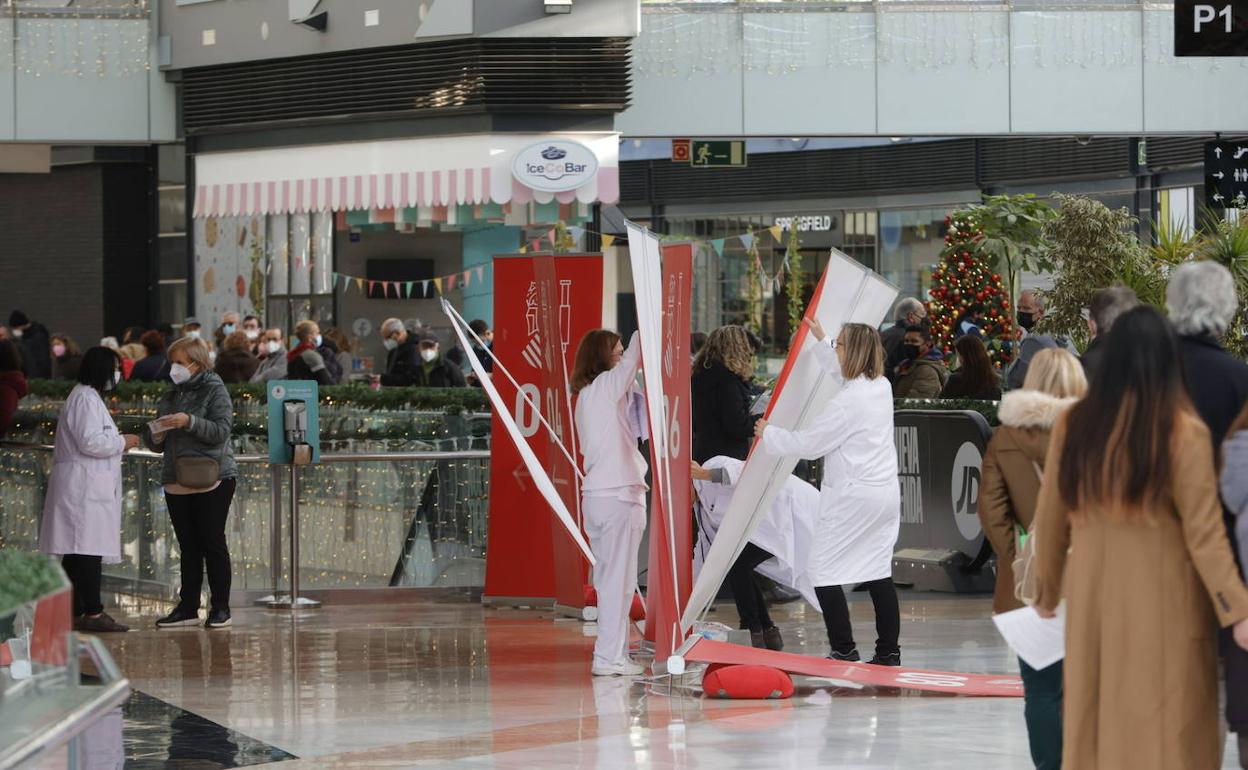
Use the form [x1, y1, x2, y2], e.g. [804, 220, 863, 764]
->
[979, 348, 1085, 769]
[1033, 307, 1248, 770]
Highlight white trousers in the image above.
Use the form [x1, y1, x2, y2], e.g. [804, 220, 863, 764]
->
[584, 496, 646, 666]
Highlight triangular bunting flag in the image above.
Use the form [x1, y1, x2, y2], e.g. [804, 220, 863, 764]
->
[331, 272, 339, 289]
[368, 280, 377, 296]
[475, 265, 485, 282]
[568, 226, 584, 240]
[520, 245, 529, 254]
[601, 234, 616, 250]
[710, 238, 726, 257]
[447, 273, 458, 291]
[463, 269, 472, 289]
[406, 281, 415, 299]
[532, 239, 542, 252]
[422, 279, 430, 296]
[740, 232, 754, 250]
[769, 224, 784, 243]
[433, 277, 442, 294]
[389, 281, 399, 298]
[547, 228, 557, 246]
[355, 277, 365, 293]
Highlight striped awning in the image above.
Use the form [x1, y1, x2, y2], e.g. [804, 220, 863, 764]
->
[193, 133, 619, 218]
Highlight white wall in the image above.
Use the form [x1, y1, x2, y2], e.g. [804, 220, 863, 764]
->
[617, 6, 1248, 137]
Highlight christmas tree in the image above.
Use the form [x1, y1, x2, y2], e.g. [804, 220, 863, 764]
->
[928, 211, 1015, 367]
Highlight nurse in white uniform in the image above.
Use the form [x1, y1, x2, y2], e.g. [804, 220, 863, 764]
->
[755, 319, 903, 666]
[572, 329, 647, 677]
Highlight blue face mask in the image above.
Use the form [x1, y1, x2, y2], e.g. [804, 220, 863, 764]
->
[222, 324, 236, 335]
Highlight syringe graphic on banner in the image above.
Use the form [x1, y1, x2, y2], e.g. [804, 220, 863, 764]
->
[559, 280, 572, 355]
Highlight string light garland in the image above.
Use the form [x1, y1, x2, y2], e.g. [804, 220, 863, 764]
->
[6, 1, 151, 79]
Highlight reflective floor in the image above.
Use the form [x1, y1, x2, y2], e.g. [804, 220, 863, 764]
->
[86, 594, 1242, 769]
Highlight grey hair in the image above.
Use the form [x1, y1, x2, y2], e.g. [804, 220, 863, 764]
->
[893, 297, 925, 322]
[1089, 286, 1139, 336]
[381, 317, 406, 336]
[1167, 261, 1238, 338]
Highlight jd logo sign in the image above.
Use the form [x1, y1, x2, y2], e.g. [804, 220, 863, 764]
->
[950, 442, 983, 542]
[1175, 0, 1248, 56]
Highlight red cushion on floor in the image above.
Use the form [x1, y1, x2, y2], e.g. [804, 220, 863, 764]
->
[581, 586, 646, 621]
[702, 664, 794, 700]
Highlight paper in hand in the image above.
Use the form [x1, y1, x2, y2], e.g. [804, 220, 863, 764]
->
[992, 604, 1066, 671]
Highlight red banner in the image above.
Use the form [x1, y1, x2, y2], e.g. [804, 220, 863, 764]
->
[644, 243, 695, 660]
[485, 255, 603, 603]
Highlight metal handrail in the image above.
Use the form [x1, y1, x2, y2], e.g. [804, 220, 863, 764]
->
[0, 442, 490, 463]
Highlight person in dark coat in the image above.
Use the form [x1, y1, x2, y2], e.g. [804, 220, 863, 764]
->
[9, 310, 51, 380]
[940, 335, 1002, 401]
[1166, 261, 1248, 770]
[410, 334, 466, 388]
[692, 325, 760, 464]
[881, 297, 927, 383]
[285, 320, 337, 387]
[468, 319, 494, 374]
[213, 331, 259, 384]
[0, 340, 28, 439]
[1081, 286, 1138, 383]
[379, 317, 422, 387]
[51, 334, 84, 381]
[131, 331, 169, 383]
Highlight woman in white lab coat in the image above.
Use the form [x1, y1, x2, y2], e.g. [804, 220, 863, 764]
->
[39, 347, 141, 633]
[755, 319, 902, 665]
[572, 329, 647, 677]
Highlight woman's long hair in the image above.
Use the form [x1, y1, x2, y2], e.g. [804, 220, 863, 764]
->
[839, 323, 885, 380]
[953, 335, 997, 396]
[570, 329, 621, 394]
[1057, 306, 1191, 513]
[693, 325, 755, 382]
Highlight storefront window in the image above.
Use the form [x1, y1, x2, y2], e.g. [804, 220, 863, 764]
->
[878, 207, 951, 303]
[1157, 187, 1196, 238]
[268, 212, 336, 334]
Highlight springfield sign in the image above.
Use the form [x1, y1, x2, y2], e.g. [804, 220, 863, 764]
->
[512, 140, 599, 193]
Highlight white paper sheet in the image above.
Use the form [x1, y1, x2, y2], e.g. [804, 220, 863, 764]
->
[992, 604, 1066, 671]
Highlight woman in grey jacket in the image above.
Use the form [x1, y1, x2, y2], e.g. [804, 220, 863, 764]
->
[144, 336, 238, 629]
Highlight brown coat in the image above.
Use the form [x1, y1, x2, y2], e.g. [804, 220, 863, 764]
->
[978, 390, 1075, 614]
[1034, 411, 1248, 770]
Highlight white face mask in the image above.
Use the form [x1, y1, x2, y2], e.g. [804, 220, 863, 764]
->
[314, 334, 323, 348]
[266, 340, 282, 355]
[208, 351, 217, 365]
[245, 329, 260, 340]
[170, 363, 193, 384]
[12, 328, 22, 339]
[420, 349, 438, 363]
[112, 370, 122, 387]
[186, 330, 201, 340]
[382, 337, 399, 351]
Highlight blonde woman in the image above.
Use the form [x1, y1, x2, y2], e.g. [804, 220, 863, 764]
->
[979, 348, 1086, 769]
[755, 319, 902, 665]
[691, 325, 759, 464]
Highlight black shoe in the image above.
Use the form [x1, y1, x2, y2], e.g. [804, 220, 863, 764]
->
[763, 626, 784, 651]
[749, 630, 766, 649]
[155, 607, 201, 628]
[827, 648, 860, 662]
[75, 613, 130, 633]
[868, 652, 901, 667]
[205, 609, 232, 629]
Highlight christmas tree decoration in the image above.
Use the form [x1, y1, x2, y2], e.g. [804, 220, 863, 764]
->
[927, 211, 1015, 368]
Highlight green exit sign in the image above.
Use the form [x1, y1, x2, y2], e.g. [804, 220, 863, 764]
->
[690, 140, 747, 168]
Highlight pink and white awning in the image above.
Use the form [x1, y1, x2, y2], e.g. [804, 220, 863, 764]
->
[193, 133, 620, 218]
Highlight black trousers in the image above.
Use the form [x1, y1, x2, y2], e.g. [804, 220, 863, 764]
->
[727, 543, 775, 632]
[61, 554, 103, 617]
[166, 478, 236, 612]
[815, 579, 900, 656]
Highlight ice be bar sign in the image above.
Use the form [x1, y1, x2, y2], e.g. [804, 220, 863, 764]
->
[1175, 1, 1248, 56]
[1204, 141, 1248, 209]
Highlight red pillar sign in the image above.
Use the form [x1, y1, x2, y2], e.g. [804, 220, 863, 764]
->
[644, 243, 694, 660]
[485, 255, 603, 603]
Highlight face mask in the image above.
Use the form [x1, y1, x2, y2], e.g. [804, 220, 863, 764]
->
[314, 334, 323, 348]
[245, 329, 259, 340]
[170, 363, 193, 384]
[187, 330, 201, 339]
[420, 349, 438, 363]
[902, 343, 922, 360]
[52, 343, 66, 358]
[383, 337, 399, 351]
[208, 351, 217, 365]
[266, 340, 282, 355]
[222, 324, 236, 335]
[111, 370, 122, 388]
[1017, 311, 1035, 331]
[12, 328, 22, 339]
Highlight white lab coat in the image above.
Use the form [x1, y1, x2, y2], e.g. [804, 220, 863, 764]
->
[761, 341, 900, 586]
[38, 384, 126, 562]
[693, 456, 821, 611]
[575, 331, 647, 666]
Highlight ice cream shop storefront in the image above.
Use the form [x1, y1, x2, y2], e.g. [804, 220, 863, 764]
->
[189, 132, 619, 363]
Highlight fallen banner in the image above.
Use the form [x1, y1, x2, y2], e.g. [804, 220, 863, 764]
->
[675, 638, 1024, 697]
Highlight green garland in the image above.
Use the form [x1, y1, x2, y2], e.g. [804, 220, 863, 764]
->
[895, 397, 999, 426]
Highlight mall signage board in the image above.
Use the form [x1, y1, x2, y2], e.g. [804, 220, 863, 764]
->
[1175, 1, 1248, 56]
[1204, 140, 1248, 208]
[511, 140, 599, 192]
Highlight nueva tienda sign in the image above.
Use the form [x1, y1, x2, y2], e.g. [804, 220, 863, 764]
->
[511, 140, 599, 193]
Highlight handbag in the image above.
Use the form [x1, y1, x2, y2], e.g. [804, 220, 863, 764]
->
[1012, 460, 1044, 606]
[175, 456, 220, 489]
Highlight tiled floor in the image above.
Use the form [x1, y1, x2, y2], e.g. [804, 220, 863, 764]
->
[89, 594, 1242, 769]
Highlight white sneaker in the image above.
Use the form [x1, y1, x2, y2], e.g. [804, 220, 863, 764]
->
[592, 659, 646, 677]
